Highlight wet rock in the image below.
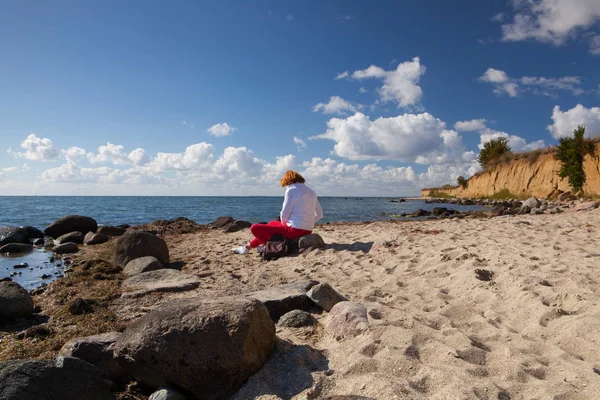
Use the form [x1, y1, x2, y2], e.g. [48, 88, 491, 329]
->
[0, 357, 113, 400]
[0, 226, 29, 246]
[60, 332, 125, 380]
[431, 207, 448, 216]
[246, 280, 319, 321]
[114, 297, 276, 400]
[23, 226, 44, 239]
[13, 263, 28, 269]
[44, 215, 98, 239]
[325, 301, 369, 340]
[409, 209, 431, 217]
[114, 230, 169, 269]
[0, 243, 33, 254]
[298, 234, 326, 250]
[33, 238, 44, 246]
[97, 225, 127, 236]
[0, 281, 34, 321]
[307, 283, 348, 312]
[211, 216, 234, 229]
[123, 256, 164, 276]
[54, 231, 84, 245]
[277, 310, 318, 328]
[83, 232, 109, 245]
[53, 242, 79, 254]
[121, 269, 200, 298]
[149, 387, 187, 400]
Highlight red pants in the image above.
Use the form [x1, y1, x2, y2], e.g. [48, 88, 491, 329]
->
[249, 221, 311, 248]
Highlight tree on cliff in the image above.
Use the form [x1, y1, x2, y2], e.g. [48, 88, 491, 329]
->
[477, 137, 511, 169]
[555, 125, 595, 193]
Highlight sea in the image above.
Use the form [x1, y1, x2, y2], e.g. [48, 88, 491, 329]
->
[0, 196, 487, 289]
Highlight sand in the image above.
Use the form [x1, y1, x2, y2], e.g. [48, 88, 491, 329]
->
[108, 208, 600, 399]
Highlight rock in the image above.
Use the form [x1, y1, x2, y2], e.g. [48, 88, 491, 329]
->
[519, 205, 531, 215]
[277, 310, 318, 328]
[558, 192, 573, 201]
[409, 209, 431, 217]
[44, 215, 98, 239]
[0, 243, 33, 254]
[0, 281, 34, 321]
[114, 230, 169, 269]
[97, 225, 127, 236]
[325, 301, 369, 340]
[298, 234, 326, 250]
[530, 208, 544, 215]
[0, 357, 113, 400]
[23, 226, 44, 239]
[246, 280, 319, 321]
[431, 207, 448, 216]
[60, 332, 125, 380]
[114, 297, 276, 399]
[121, 269, 200, 298]
[522, 197, 541, 210]
[33, 238, 44, 246]
[223, 220, 252, 233]
[84, 232, 109, 245]
[307, 283, 348, 312]
[211, 216, 234, 229]
[123, 256, 164, 276]
[149, 387, 187, 400]
[573, 201, 599, 212]
[54, 231, 84, 245]
[43, 236, 54, 248]
[53, 242, 79, 254]
[490, 207, 505, 217]
[0, 226, 28, 246]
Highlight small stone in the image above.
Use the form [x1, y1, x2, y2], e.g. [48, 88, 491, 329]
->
[307, 283, 347, 312]
[277, 310, 318, 328]
[53, 242, 79, 254]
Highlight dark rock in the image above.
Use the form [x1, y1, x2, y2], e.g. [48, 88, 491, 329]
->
[0, 243, 33, 254]
[13, 263, 28, 269]
[0, 226, 28, 246]
[475, 269, 494, 281]
[298, 234, 326, 250]
[40, 274, 51, 279]
[123, 256, 164, 276]
[211, 216, 234, 229]
[33, 238, 44, 246]
[53, 242, 79, 254]
[84, 232, 109, 245]
[44, 215, 98, 239]
[246, 280, 319, 321]
[97, 225, 127, 236]
[0, 281, 34, 321]
[223, 220, 252, 233]
[277, 310, 318, 328]
[0, 357, 114, 400]
[121, 269, 200, 298]
[54, 231, 84, 245]
[409, 209, 431, 217]
[431, 207, 448, 216]
[23, 226, 44, 239]
[43, 236, 54, 248]
[114, 297, 276, 400]
[307, 283, 348, 312]
[114, 230, 169, 269]
[60, 332, 125, 380]
[17, 325, 51, 340]
[325, 301, 369, 340]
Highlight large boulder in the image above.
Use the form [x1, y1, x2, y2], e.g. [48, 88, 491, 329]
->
[45, 215, 98, 239]
[0, 357, 114, 400]
[23, 226, 44, 239]
[53, 242, 79, 254]
[60, 332, 125, 380]
[307, 283, 348, 312]
[246, 280, 319, 321]
[114, 297, 276, 399]
[223, 220, 252, 233]
[0, 281, 34, 322]
[0, 226, 28, 246]
[521, 197, 541, 211]
[54, 231, 84, 245]
[325, 301, 369, 340]
[0, 243, 33, 254]
[211, 216, 234, 229]
[123, 256, 164, 276]
[114, 231, 169, 269]
[298, 234, 326, 250]
[84, 232, 109, 245]
[121, 269, 200, 298]
[97, 225, 127, 236]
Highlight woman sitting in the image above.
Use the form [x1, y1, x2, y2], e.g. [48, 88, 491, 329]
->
[232, 170, 323, 254]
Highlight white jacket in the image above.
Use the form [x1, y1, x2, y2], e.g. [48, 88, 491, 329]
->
[280, 183, 323, 231]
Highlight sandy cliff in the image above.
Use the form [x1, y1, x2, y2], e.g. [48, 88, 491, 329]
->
[422, 144, 600, 198]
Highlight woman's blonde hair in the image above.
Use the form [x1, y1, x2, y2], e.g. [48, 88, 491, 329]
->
[280, 170, 306, 187]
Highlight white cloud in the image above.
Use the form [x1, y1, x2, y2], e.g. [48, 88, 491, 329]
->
[335, 71, 349, 80]
[207, 123, 237, 137]
[454, 119, 488, 132]
[590, 35, 600, 55]
[86, 143, 131, 165]
[128, 148, 151, 166]
[312, 96, 361, 115]
[12, 134, 60, 161]
[547, 104, 600, 139]
[359, 87, 367, 94]
[479, 68, 583, 98]
[293, 136, 307, 151]
[312, 112, 470, 164]
[501, 0, 600, 54]
[62, 146, 87, 164]
[340, 57, 426, 108]
[491, 12, 505, 22]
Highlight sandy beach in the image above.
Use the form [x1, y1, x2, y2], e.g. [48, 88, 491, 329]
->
[2, 207, 600, 399]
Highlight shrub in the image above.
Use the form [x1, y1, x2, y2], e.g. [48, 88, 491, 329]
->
[457, 176, 467, 188]
[428, 190, 455, 199]
[478, 137, 512, 169]
[555, 125, 595, 193]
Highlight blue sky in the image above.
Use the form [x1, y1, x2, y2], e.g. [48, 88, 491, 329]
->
[1, 0, 600, 196]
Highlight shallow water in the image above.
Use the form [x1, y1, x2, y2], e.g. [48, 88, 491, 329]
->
[0, 248, 67, 290]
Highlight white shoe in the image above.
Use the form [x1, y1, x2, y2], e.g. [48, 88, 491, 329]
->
[232, 245, 249, 255]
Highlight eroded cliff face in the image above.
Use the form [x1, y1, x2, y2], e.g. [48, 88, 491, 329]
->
[421, 144, 600, 198]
